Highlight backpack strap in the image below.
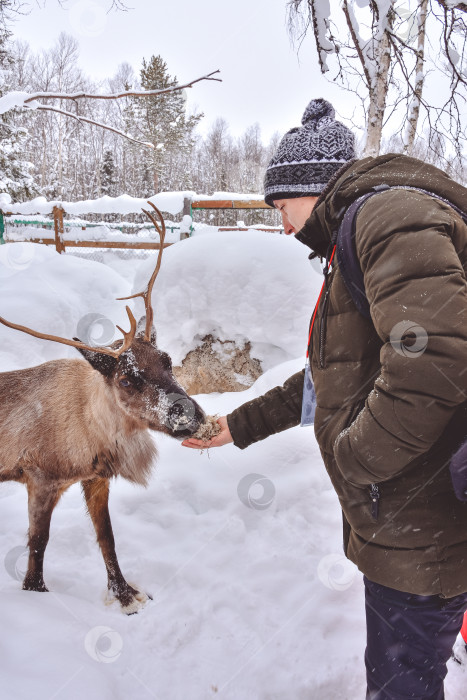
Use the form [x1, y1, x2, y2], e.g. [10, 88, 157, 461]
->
[336, 185, 467, 320]
[335, 190, 380, 319]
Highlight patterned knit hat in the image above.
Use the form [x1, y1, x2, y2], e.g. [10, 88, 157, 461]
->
[264, 98, 355, 206]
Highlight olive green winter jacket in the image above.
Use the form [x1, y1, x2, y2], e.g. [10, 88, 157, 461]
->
[227, 154, 467, 598]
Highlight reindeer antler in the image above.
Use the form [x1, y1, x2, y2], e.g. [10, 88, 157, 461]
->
[117, 201, 166, 342]
[0, 306, 137, 358]
[0, 201, 166, 356]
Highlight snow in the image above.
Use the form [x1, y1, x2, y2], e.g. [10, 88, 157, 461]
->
[0, 191, 267, 217]
[0, 90, 35, 114]
[194, 191, 265, 202]
[6, 224, 182, 245]
[0, 192, 192, 217]
[373, 0, 394, 38]
[131, 228, 322, 369]
[313, 0, 334, 72]
[0, 237, 465, 699]
[0, 243, 132, 368]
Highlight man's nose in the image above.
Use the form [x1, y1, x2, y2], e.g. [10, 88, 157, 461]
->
[281, 211, 295, 235]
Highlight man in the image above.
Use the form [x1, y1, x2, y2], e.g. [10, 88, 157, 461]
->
[183, 98, 467, 699]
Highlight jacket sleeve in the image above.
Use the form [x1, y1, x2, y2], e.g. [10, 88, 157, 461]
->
[334, 190, 467, 486]
[227, 369, 304, 449]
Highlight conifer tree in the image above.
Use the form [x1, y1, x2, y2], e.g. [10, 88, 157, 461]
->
[100, 149, 117, 196]
[0, 27, 37, 200]
[135, 55, 202, 192]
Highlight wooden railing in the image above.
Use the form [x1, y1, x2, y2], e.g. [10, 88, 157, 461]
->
[0, 195, 280, 253]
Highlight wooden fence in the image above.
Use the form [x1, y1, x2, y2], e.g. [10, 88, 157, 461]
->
[0, 196, 279, 253]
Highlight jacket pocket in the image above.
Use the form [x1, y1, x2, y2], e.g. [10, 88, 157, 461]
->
[340, 399, 381, 523]
[344, 398, 366, 430]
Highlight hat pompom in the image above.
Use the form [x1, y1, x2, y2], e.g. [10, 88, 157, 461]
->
[301, 98, 335, 125]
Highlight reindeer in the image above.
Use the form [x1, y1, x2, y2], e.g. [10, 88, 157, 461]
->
[0, 203, 205, 614]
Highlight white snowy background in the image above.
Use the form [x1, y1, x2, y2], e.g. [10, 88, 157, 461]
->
[0, 228, 465, 699]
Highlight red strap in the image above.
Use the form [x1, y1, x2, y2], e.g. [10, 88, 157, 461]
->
[461, 611, 467, 643]
[306, 245, 336, 359]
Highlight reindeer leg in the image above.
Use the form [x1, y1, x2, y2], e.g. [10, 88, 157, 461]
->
[23, 479, 65, 592]
[81, 477, 151, 614]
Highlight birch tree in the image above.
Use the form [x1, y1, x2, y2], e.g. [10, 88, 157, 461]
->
[287, 0, 467, 162]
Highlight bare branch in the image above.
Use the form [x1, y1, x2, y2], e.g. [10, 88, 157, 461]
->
[309, 0, 334, 73]
[287, 0, 466, 159]
[23, 70, 221, 105]
[29, 103, 155, 149]
[435, 0, 467, 12]
[108, 0, 132, 10]
[287, 0, 339, 73]
[342, 0, 373, 89]
[441, 6, 467, 86]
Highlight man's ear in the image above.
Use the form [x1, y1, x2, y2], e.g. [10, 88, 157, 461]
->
[73, 339, 118, 377]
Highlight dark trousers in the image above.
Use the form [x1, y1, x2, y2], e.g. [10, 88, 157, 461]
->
[364, 576, 467, 700]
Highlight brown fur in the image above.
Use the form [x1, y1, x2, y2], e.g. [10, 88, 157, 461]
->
[0, 334, 205, 612]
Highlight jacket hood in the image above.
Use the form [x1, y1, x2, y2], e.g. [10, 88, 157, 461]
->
[295, 153, 466, 258]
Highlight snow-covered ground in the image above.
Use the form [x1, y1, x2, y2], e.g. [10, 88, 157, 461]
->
[0, 233, 465, 699]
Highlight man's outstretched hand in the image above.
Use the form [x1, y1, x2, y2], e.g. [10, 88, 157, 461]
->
[182, 416, 233, 449]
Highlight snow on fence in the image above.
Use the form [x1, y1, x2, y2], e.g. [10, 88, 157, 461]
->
[0, 191, 280, 253]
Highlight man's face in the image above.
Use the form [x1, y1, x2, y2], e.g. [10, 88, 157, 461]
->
[273, 196, 319, 235]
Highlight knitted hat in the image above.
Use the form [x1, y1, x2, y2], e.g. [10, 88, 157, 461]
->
[264, 98, 355, 206]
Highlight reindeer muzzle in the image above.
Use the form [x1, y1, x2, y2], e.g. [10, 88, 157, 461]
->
[165, 393, 206, 439]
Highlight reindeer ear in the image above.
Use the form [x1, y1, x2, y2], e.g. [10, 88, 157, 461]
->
[73, 339, 118, 377]
[136, 316, 157, 345]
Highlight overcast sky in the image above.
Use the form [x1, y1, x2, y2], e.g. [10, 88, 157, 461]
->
[12, 0, 357, 143]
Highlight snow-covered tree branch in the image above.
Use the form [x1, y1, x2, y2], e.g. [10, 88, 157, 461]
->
[0, 69, 220, 153]
[435, 0, 467, 12]
[32, 103, 155, 150]
[16, 70, 221, 106]
[287, 0, 467, 166]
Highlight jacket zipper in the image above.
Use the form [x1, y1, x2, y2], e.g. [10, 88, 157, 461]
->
[370, 483, 380, 521]
[318, 287, 331, 369]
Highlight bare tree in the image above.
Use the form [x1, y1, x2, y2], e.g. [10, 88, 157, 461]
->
[5, 35, 224, 201]
[402, 0, 428, 153]
[287, 1, 467, 162]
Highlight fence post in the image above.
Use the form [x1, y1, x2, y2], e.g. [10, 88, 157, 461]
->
[53, 206, 66, 253]
[0, 211, 5, 245]
[181, 196, 192, 240]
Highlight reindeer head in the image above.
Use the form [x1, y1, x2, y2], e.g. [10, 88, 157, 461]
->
[0, 203, 206, 440]
[77, 322, 205, 439]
